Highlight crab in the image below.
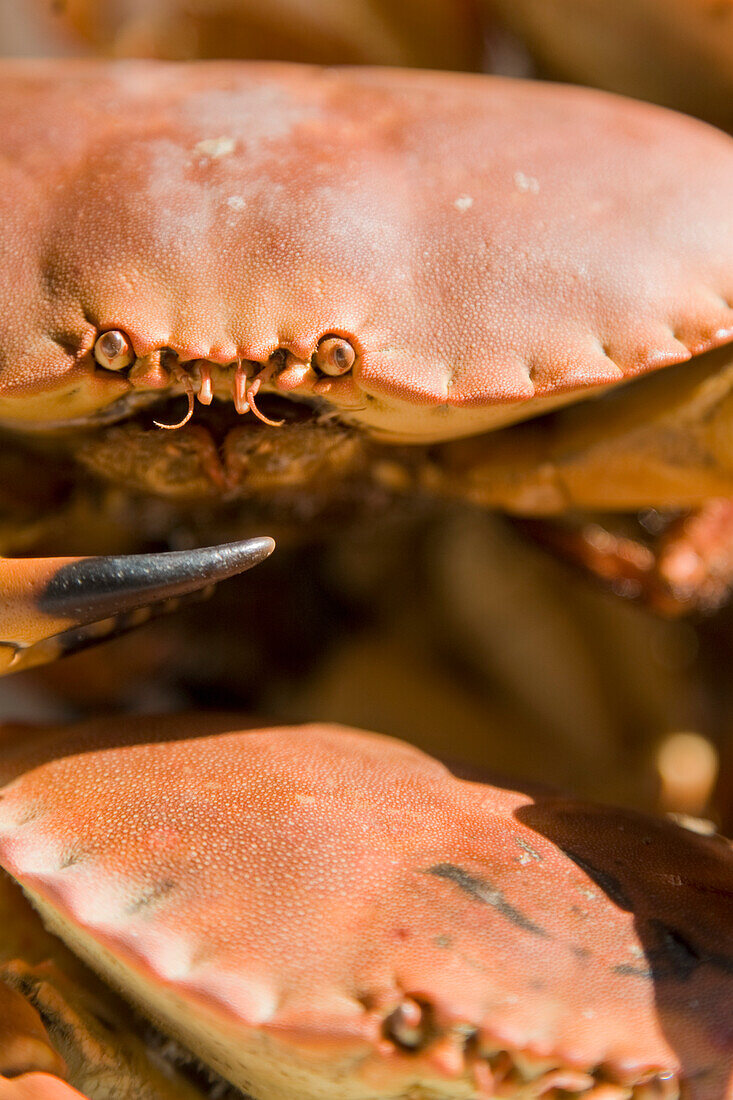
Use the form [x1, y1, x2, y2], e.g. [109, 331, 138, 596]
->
[0, 58, 732, 667]
[0, 718, 729, 1099]
[0, 55, 731, 1100]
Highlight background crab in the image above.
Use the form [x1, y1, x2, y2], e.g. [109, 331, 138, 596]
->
[0, 718, 730, 1098]
[32, 0, 485, 70]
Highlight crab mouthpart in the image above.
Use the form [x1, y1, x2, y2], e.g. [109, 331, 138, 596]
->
[64, 345, 372, 500]
[150, 358, 286, 431]
[105, 337, 364, 441]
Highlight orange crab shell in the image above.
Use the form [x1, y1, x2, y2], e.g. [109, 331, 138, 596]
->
[0, 61, 731, 441]
[0, 720, 729, 1098]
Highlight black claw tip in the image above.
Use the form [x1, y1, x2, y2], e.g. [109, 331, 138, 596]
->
[39, 537, 276, 625]
[196, 536, 276, 580]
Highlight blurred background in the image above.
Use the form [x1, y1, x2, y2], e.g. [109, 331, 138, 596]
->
[3, 0, 732, 130]
[1, 0, 732, 831]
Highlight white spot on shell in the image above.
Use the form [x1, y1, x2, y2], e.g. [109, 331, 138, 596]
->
[515, 837, 541, 865]
[454, 195, 474, 212]
[68, 876, 133, 927]
[188, 971, 279, 1024]
[194, 137, 236, 159]
[148, 935, 193, 981]
[514, 171, 540, 194]
[227, 196, 246, 210]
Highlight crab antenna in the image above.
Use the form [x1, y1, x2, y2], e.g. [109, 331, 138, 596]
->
[246, 376, 285, 427]
[154, 370, 196, 429]
[0, 538, 275, 675]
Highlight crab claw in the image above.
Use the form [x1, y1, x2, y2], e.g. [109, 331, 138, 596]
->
[0, 538, 275, 676]
[0, 980, 67, 1080]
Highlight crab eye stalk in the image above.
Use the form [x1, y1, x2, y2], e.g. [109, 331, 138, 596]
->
[313, 336, 356, 377]
[94, 330, 134, 371]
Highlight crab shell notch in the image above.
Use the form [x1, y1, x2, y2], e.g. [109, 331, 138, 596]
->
[0, 827, 212, 1099]
[0, 719, 730, 1099]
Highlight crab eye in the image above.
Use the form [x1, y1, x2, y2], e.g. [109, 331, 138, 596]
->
[313, 336, 356, 377]
[94, 330, 134, 371]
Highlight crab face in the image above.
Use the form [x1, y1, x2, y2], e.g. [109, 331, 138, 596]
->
[1, 61, 731, 488]
[0, 58, 731, 646]
[0, 719, 730, 1100]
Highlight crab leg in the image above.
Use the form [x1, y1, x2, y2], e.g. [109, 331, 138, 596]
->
[0, 1077, 88, 1099]
[0, 979, 66, 1080]
[429, 343, 733, 611]
[429, 344, 733, 516]
[428, 346, 733, 610]
[0, 538, 274, 675]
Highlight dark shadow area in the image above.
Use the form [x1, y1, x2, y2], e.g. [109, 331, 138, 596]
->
[515, 800, 733, 1098]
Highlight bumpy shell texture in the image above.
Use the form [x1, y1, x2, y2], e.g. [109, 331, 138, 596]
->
[0, 722, 730, 1099]
[0, 61, 732, 439]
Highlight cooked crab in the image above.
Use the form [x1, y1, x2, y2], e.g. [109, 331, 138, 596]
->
[0, 58, 732, 661]
[0, 718, 729, 1099]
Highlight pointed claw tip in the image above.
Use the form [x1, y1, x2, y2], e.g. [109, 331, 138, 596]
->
[170, 536, 276, 584]
[255, 535, 277, 556]
[228, 535, 276, 568]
